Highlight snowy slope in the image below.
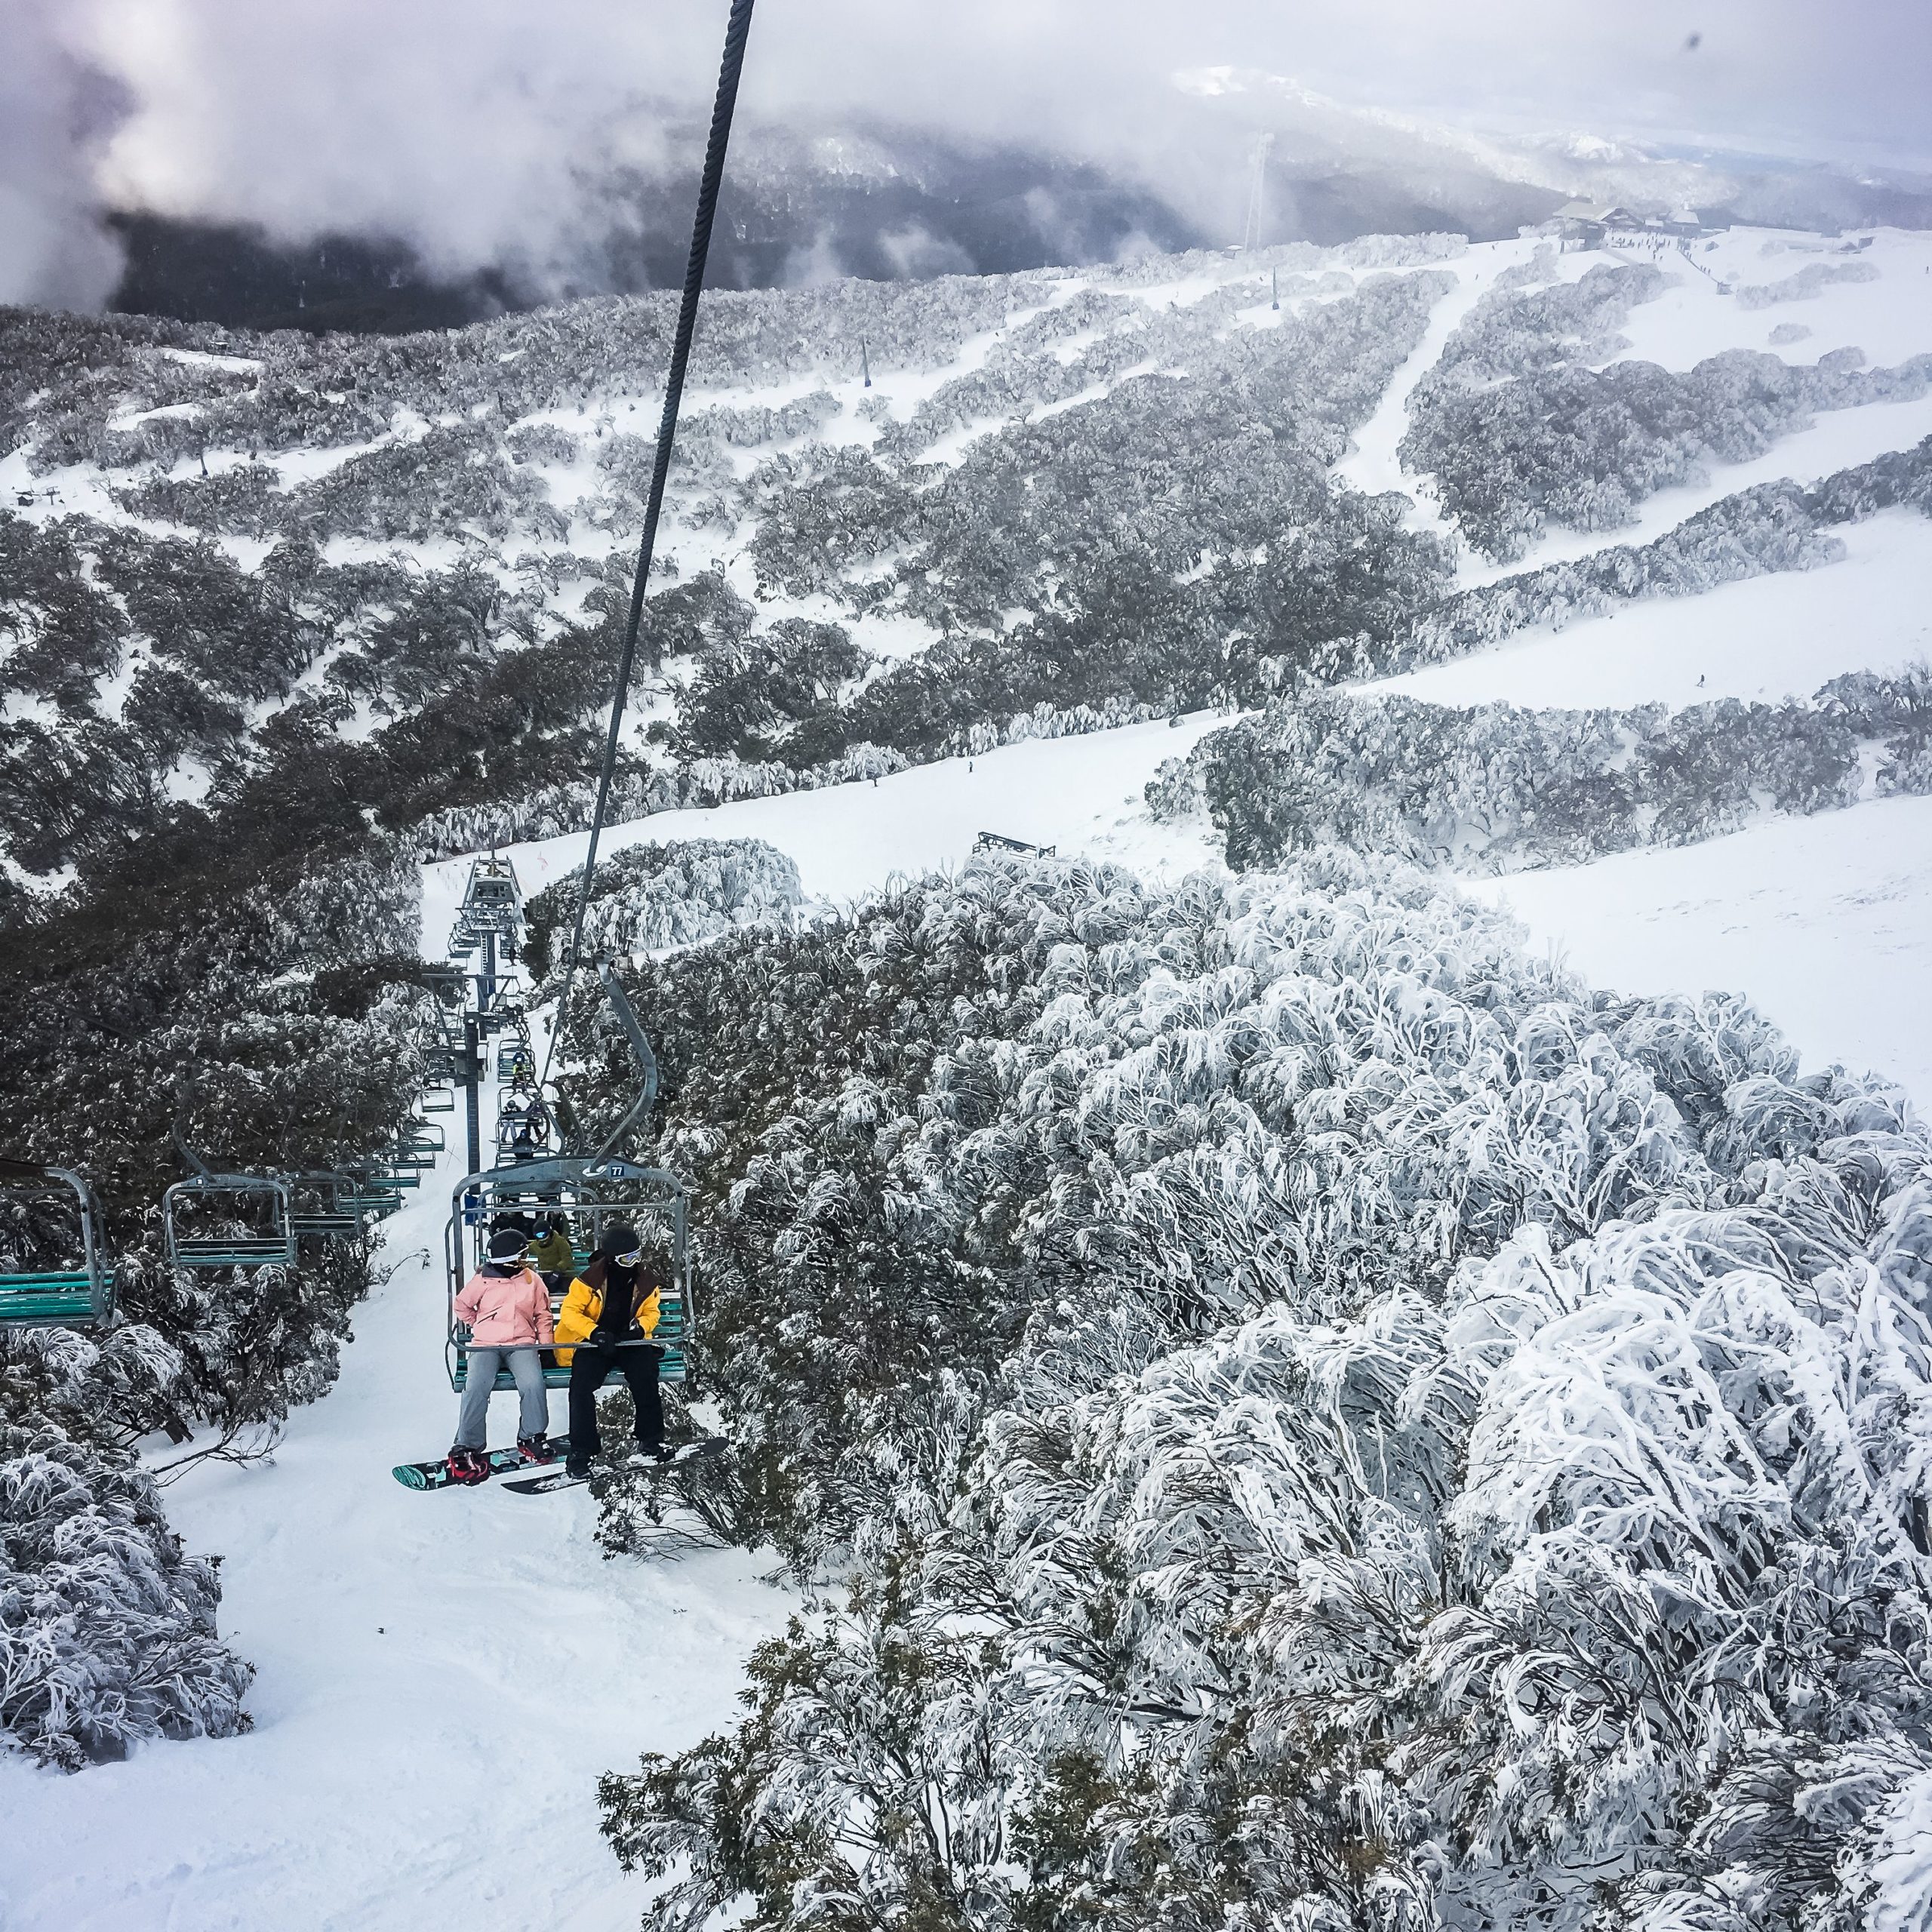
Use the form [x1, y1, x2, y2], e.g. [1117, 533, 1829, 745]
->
[0, 869, 791, 1932]
[1470, 792, 1932, 1109]
[4, 218, 1930, 1926]
[466, 711, 1231, 914]
[1372, 508, 1932, 712]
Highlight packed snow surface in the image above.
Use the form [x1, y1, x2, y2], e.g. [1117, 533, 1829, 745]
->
[1371, 509, 1932, 712]
[1472, 792, 1932, 1111]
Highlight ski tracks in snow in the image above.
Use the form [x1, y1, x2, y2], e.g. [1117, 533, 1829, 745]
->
[1333, 244, 1532, 556]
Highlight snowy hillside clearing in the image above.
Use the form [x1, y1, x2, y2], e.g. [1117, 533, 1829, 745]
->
[1472, 789, 1932, 1115]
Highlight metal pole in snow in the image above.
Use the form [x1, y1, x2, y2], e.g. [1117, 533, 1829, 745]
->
[463, 1013, 482, 1196]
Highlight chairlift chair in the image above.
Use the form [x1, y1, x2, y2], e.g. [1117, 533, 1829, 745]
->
[463, 858, 523, 918]
[164, 1132, 295, 1271]
[422, 1084, 457, 1115]
[285, 1171, 366, 1243]
[0, 1158, 113, 1327]
[446, 1159, 691, 1393]
[494, 1097, 555, 1161]
[444, 968, 691, 1392]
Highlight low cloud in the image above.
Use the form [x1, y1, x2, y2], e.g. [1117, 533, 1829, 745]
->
[7, 0, 1929, 309]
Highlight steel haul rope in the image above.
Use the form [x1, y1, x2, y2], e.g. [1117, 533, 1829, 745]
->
[542, 0, 757, 1094]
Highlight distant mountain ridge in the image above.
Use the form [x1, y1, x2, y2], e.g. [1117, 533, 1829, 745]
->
[100, 85, 1932, 337]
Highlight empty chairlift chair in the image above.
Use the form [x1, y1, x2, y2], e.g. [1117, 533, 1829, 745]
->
[163, 1134, 295, 1271]
[0, 1158, 114, 1328]
[462, 858, 523, 931]
[285, 1171, 366, 1244]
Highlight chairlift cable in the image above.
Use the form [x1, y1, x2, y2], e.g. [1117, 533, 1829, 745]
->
[542, 0, 758, 1091]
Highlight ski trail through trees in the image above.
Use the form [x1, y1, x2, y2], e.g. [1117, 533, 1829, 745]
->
[1332, 241, 1534, 553]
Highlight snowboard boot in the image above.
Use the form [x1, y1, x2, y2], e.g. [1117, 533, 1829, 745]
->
[516, 1432, 554, 1463]
[565, 1454, 593, 1481]
[446, 1445, 488, 1485]
[625, 1441, 674, 1470]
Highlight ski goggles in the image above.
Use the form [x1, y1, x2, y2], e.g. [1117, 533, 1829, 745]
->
[611, 1248, 643, 1268]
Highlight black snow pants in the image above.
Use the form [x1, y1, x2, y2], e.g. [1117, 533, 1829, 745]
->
[566, 1340, 663, 1457]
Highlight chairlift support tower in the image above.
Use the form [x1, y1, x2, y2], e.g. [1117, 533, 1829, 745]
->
[1243, 132, 1274, 253]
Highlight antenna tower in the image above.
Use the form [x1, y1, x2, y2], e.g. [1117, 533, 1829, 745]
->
[1242, 133, 1275, 252]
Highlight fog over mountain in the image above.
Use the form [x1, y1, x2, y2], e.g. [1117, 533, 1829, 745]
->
[7, 0, 1930, 329]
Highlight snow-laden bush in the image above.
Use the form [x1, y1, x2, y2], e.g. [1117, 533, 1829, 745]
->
[0, 1324, 251, 1770]
[523, 837, 801, 979]
[1398, 256, 1926, 561]
[579, 851, 1932, 1932]
[1147, 681, 1909, 872]
[0, 1423, 252, 1770]
[1736, 260, 1881, 309]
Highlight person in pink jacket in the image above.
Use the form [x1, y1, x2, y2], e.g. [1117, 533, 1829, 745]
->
[447, 1226, 555, 1483]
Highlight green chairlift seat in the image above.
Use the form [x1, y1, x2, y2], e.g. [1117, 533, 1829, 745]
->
[453, 1291, 687, 1391]
[165, 1129, 295, 1269]
[286, 1171, 365, 1242]
[422, 1085, 457, 1115]
[165, 1181, 296, 1269]
[0, 1161, 112, 1328]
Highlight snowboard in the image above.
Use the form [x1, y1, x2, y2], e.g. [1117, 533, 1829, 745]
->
[502, 1435, 728, 1496]
[392, 1436, 572, 1492]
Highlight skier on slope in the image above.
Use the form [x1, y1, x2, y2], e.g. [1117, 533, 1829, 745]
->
[446, 1226, 555, 1483]
[553, 1226, 668, 1480]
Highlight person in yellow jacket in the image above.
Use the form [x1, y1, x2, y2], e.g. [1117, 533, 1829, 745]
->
[555, 1224, 667, 1478]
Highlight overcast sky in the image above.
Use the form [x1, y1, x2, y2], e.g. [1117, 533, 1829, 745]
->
[8, 0, 1930, 308]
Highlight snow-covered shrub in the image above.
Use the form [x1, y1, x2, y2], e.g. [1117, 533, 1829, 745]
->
[0, 1422, 252, 1769]
[0, 1321, 251, 1770]
[1406, 346, 1932, 562]
[1395, 256, 1924, 561]
[1736, 260, 1881, 308]
[522, 836, 801, 977]
[1150, 684, 1884, 872]
[580, 852, 1932, 1932]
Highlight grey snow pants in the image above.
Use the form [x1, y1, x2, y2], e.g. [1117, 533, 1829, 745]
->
[455, 1346, 550, 1448]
